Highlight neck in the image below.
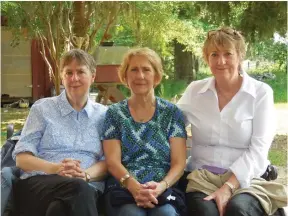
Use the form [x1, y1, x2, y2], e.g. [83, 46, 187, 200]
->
[215, 72, 242, 92]
[129, 91, 156, 108]
[66, 92, 88, 111]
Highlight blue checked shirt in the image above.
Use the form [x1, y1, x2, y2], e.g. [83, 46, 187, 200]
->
[12, 91, 107, 191]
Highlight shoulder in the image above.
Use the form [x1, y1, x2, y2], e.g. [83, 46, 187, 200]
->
[31, 96, 58, 111]
[184, 77, 213, 94]
[90, 101, 108, 114]
[246, 75, 273, 97]
[107, 100, 126, 111]
[157, 97, 182, 114]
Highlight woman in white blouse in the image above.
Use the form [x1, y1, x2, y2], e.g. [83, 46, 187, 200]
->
[177, 27, 286, 216]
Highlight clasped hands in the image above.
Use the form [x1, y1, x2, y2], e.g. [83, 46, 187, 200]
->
[55, 158, 86, 180]
[129, 180, 167, 209]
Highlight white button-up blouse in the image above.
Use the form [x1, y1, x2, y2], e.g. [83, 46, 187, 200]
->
[177, 72, 276, 188]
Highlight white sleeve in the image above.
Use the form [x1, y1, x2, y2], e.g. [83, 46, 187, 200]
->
[176, 82, 194, 127]
[229, 84, 276, 188]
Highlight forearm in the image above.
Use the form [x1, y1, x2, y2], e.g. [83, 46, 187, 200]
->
[107, 159, 132, 182]
[163, 161, 185, 187]
[85, 160, 108, 181]
[16, 152, 60, 174]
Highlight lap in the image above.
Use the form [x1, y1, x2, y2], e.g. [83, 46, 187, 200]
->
[117, 203, 178, 216]
[186, 191, 265, 216]
[14, 175, 99, 216]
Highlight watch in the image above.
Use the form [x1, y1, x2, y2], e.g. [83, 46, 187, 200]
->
[224, 181, 236, 193]
[120, 174, 131, 188]
[85, 172, 91, 182]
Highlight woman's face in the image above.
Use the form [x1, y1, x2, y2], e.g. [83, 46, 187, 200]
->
[207, 45, 240, 78]
[125, 55, 159, 95]
[61, 59, 95, 99]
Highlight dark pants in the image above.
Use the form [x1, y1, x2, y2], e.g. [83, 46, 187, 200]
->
[186, 191, 266, 216]
[13, 175, 100, 216]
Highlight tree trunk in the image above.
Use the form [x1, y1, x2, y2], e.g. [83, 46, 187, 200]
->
[174, 40, 195, 82]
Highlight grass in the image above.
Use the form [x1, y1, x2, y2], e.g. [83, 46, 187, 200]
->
[269, 149, 287, 167]
[248, 65, 287, 103]
[1, 108, 29, 145]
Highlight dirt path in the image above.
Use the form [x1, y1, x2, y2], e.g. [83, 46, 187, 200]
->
[274, 105, 287, 186]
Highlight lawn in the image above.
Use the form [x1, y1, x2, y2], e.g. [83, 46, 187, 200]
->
[1, 107, 287, 167]
[1, 108, 29, 145]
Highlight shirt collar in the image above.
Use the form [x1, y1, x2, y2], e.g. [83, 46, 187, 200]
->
[239, 71, 257, 98]
[58, 90, 94, 118]
[197, 77, 216, 94]
[197, 71, 256, 98]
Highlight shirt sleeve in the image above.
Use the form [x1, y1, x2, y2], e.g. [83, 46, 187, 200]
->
[12, 104, 46, 160]
[229, 84, 276, 188]
[168, 106, 187, 139]
[177, 82, 194, 126]
[102, 106, 121, 140]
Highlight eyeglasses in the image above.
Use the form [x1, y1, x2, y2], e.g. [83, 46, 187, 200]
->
[207, 28, 241, 39]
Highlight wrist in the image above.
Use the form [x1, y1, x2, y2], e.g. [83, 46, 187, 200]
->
[223, 181, 236, 194]
[126, 178, 140, 192]
[84, 171, 91, 182]
[49, 163, 62, 174]
[161, 179, 170, 190]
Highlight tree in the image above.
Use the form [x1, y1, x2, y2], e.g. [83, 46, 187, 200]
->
[2, 1, 132, 95]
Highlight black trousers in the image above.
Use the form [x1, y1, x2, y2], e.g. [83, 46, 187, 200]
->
[13, 175, 100, 216]
[186, 191, 266, 216]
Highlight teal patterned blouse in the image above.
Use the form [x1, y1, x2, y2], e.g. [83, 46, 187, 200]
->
[103, 97, 187, 184]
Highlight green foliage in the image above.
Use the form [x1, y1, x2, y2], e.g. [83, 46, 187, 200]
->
[191, 1, 287, 42]
[118, 85, 131, 98]
[247, 37, 287, 69]
[249, 65, 287, 103]
[154, 79, 188, 101]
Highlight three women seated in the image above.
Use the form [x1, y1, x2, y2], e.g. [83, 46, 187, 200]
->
[3, 27, 287, 216]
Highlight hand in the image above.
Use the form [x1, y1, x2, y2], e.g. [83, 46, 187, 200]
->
[126, 178, 158, 209]
[58, 158, 85, 179]
[143, 181, 167, 198]
[204, 185, 232, 216]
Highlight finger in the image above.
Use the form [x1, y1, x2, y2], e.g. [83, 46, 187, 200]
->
[144, 201, 155, 209]
[140, 189, 158, 204]
[63, 162, 77, 170]
[216, 199, 223, 216]
[204, 194, 215, 201]
[62, 158, 74, 163]
[64, 173, 73, 178]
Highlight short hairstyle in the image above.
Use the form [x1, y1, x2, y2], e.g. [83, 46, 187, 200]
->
[203, 27, 246, 63]
[60, 49, 97, 74]
[118, 47, 163, 86]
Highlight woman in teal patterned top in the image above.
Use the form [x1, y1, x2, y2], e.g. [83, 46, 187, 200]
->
[103, 47, 187, 216]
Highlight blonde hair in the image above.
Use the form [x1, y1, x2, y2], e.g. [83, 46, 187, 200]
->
[203, 27, 246, 64]
[60, 49, 97, 75]
[118, 47, 163, 87]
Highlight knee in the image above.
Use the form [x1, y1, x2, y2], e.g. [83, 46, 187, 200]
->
[1, 167, 16, 188]
[118, 204, 145, 216]
[71, 178, 92, 196]
[150, 204, 177, 216]
[186, 192, 218, 216]
[225, 198, 247, 216]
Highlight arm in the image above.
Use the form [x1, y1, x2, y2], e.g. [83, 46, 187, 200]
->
[146, 107, 187, 196]
[103, 139, 143, 194]
[103, 139, 158, 207]
[85, 160, 107, 181]
[16, 152, 62, 174]
[12, 103, 52, 172]
[157, 137, 186, 193]
[229, 84, 276, 188]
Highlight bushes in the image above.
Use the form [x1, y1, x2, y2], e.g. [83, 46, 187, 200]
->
[248, 64, 287, 103]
